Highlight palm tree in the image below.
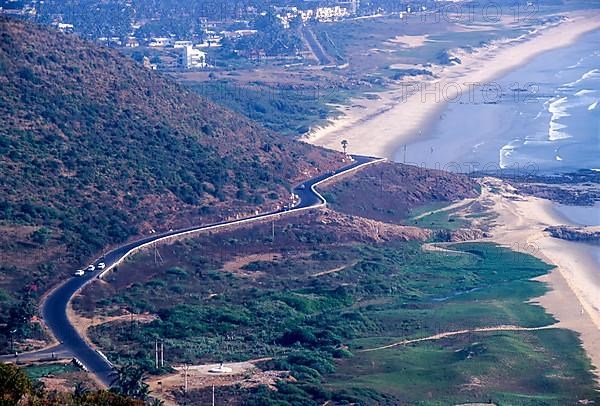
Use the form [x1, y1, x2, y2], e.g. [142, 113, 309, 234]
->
[110, 363, 150, 400]
[72, 381, 90, 399]
[341, 139, 348, 156]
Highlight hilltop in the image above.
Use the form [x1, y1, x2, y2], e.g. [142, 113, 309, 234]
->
[0, 16, 340, 341]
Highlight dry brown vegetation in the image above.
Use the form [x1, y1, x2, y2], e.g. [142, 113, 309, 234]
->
[0, 16, 341, 349]
[321, 161, 479, 223]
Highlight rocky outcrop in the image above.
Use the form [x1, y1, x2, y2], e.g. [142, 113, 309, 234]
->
[433, 228, 488, 242]
[545, 226, 600, 243]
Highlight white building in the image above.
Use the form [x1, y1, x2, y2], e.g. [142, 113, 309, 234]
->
[56, 23, 74, 33]
[338, 0, 359, 15]
[125, 37, 140, 47]
[149, 37, 173, 47]
[314, 6, 350, 22]
[174, 40, 193, 48]
[182, 46, 208, 69]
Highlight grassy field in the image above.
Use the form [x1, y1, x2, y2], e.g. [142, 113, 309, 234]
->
[77, 217, 599, 403]
[310, 9, 561, 75]
[407, 205, 468, 230]
[184, 79, 335, 136]
[23, 363, 78, 381]
[330, 329, 597, 405]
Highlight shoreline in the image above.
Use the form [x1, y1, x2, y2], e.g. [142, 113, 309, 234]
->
[305, 12, 600, 159]
[480, 178, 600, 377]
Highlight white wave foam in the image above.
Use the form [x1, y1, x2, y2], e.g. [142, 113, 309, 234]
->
[575, 89, 595, 96]
[499, 141, 518, 169]
[547, 96, 572, 141]
[564, 69, 600, 88]
[472, 142, 484, 152]
[589, 101, 598, 111]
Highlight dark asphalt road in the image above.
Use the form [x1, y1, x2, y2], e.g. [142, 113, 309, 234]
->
[37, 155, 380, 386]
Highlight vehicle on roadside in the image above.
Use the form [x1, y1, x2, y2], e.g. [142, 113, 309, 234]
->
[97, 262, 106, 270]
[73, 270, 85, 277]
[86, 264, 95, 272]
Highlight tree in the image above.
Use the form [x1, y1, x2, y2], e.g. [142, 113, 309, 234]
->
[341, 140, 348, 156]
[30, 227, 51, 244]
[73, 381, 90, 399]
[110, 363, 150, 400]
[6, 288, 37, 338]
[0, 363, 32, 404]
[0, 363, 143, 404]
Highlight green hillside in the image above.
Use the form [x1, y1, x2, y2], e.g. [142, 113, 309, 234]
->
[0, 17, 340, 347]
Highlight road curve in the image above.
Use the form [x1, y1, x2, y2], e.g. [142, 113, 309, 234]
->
[36, 155, 383, 386]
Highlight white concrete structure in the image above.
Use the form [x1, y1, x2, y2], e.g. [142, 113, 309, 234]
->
[314, 6, 350, 21]
[182, 46, 208, 69]
[174, 40, 193, 48]
[149, 37, 172, 47]
[56, 23, 74, 33]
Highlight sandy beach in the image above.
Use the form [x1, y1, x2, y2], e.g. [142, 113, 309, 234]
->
[306, 11, 600, 158]
[479, 178, 600, 375]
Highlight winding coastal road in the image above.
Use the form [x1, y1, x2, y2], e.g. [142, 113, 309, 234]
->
[4, 155, 382, 386]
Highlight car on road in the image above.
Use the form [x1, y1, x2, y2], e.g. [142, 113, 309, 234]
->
[73, 270, 85, 277]
[97, 262, 106, 270]
[86, 265, 95, 272]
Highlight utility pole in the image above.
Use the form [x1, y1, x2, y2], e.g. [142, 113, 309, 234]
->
[183, 364, 189, 394]
[154, 243, 164, 264]
[9, 329, 16, 353]
[155, 339, 159, 369]
[129, 311, 133, 338]
[403, 144, 407, 164]
[271, 219, 275, 243]
[212, 385, 215, 406]
[160, 340, 164, 368]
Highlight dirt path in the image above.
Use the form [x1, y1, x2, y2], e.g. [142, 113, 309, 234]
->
[311, 261, 357, 277]
[360, 324, 557, 353]
[421, 242, 477, 257]
[412, 198, 477, 220]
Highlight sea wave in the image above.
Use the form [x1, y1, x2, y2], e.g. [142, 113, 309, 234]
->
[499, 140, 519, 169]
[564, 68, 600, 88]
[547, 96, 572, 141]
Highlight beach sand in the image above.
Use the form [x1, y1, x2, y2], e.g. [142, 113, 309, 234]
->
[306, 11, 600, 159]
[480, 178, 600, 375]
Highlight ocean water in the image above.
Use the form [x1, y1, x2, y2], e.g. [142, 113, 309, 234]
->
[553, 202, 600, 227]
[399, 28, 600, 174]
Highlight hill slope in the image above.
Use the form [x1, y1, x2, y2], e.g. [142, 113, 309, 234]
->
[0, 17, 340, 341]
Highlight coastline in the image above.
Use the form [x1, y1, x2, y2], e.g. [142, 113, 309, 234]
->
[305, 11, 600, 159]
[480, 178, 600, 376]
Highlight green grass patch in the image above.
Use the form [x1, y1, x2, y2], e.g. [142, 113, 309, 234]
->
[86, 238, 594, 403]
[24, 363, 78, 380]
[330, 329, 598, 405]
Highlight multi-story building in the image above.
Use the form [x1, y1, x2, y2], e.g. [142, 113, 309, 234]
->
[181, 45, 208, 69]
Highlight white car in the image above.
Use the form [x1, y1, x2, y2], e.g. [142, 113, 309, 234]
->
[86, 265, 95, 272]
[74, 270, 85, 277]
[97, 262, 106, 270]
